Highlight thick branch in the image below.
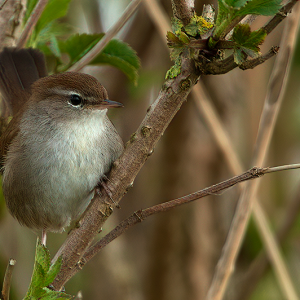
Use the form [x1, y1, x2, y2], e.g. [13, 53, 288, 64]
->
[171, 0, 194, 26]
[0, 0, 25, 49]
[51, 50, 201, 290]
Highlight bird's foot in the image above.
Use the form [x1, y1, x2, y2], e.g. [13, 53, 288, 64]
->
[96, 176, 120, 209]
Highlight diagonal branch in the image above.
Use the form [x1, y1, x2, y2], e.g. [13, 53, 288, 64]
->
[52, 50, 201, 290]
[17, 0, 49, 48]
[61, 163, 300, 278]
[68, 0, 142, 72]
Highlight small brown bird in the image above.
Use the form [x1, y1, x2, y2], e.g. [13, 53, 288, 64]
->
[0, 48, 124, 244]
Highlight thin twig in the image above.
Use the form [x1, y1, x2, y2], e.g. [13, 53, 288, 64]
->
[68, 163, 300, 273]
[17, 0, 49, 48]
[1, 259, 16, 300]
[206, 3, 300, 300]
[0, 0, 8, 11]
[68, 0, 142, 72]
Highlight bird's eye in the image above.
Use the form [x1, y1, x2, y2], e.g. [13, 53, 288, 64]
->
[69, 94, 83, 107]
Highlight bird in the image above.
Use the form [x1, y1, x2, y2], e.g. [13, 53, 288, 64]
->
[0, 47, 124, 244]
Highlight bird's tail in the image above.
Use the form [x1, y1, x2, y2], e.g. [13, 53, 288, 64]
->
[0, 48, 47, 117]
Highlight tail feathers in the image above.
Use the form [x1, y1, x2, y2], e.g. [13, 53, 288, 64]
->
[0, 48, 47, 116]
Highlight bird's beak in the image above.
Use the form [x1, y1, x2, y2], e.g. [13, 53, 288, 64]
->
[101, 99, 124, 108]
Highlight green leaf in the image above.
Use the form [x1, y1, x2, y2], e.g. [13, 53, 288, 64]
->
[25, 261, 47, 298]
[231, 24, 266, 64]
[36, 241, 51, 273]
[58, 33, 103, 64]
[58, 34, 140, 84]
[24, 241, 74, 299]
[90, 39, 140, 85]
[224, 0, 248, 8]
[232, 24, 266, 51]
[165, 57, 181, 79]
[166, 31, 182, 45]
[35, 0, 72, 35]
[213, 0, 281, 42]
[25, 0, 38, 23]
[171, 17, 184, 35]
[44, 256, 62, 287]
[177, 32, 190, 44]
[239, 0, 282, 16]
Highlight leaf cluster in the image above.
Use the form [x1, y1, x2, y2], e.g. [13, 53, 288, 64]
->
[166, 12, 214, 79]
[24, 241, 73, 300]
[166, 0, 282, 77]
[212, 0, 280, 64]
[25, 0, 140, 84]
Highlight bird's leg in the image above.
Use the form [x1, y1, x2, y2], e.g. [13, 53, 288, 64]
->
[41, 229, 47, 246]
[96, 175, 120, 208]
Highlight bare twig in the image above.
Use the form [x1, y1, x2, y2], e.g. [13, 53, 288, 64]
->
[68, 0, 142, 72]
[206, 4, 300, 300]
[0, 0, 8, 11]
[63, 162, 300, 276]
[1, 259, 16, 300]
[17, 0, 49, 48]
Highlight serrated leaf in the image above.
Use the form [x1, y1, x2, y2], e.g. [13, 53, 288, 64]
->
[215, 0, 231, 30]
[44, 256, 62, 287]
[239, 0, 282, 16]
[90, 39, 140, 85]
[166, 31, 182, 45]
[36, 240, 51, 273]
[178, 32, 190, 44]
[232, 24, 266, 51]
[24, 262, 46, 299]
[35, 0, 72, 35]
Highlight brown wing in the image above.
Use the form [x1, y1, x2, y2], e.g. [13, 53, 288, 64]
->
[0, 48, 48, 168]
[0, 47, 47, 116]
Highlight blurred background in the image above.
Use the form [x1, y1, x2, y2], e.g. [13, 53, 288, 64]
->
[1, 0, 300, 299]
